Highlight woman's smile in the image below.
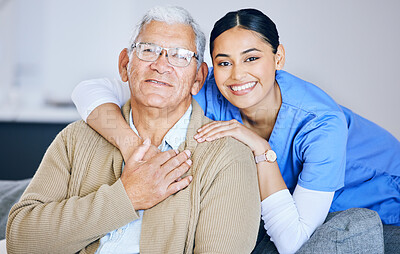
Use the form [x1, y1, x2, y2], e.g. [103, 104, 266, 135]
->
[228, 81, 257, 95]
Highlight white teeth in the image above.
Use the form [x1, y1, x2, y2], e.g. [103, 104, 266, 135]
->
[231, 82, 256, 92]
[149, 80, 167, 85]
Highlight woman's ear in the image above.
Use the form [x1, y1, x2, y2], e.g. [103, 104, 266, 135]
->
[191, 62, 209, 95]
[119, 48, 130, 82]
[275, 44, 286, 70]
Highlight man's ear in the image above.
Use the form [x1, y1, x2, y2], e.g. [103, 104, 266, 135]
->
[191, 62, 208, 95]
[275, 44, 286, 70]
[119, 48, 130, 82]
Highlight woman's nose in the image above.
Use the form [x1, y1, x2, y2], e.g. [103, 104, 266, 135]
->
[231, 64, 246, 81]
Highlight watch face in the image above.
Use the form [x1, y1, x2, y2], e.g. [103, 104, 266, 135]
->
[266, 150, 277, 162]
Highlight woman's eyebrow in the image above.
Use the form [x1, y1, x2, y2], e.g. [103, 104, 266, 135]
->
[242, 48, 261, 54]
[215, 48, 261, 58]
[215, 53, 230, 58]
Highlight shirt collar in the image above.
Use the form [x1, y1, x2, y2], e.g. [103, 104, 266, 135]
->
[129, 104, 192, 151]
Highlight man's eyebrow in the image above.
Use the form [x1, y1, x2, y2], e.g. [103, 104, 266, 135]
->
[214, 48, 261, 58]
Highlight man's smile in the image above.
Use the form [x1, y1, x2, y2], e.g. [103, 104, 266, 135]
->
[145, 79, 173, 87]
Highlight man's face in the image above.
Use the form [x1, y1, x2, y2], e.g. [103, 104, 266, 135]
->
[127, 21, 201, 112]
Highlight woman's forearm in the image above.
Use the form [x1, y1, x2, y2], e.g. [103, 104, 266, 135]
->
[87, 103, 140, 160]
[71, 78, 131, 122]
[253, 139, 287, 200]
[261, 186, 334, 254]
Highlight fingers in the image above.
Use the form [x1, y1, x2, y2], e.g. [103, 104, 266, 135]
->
[150, 149, 190, 166]
[142, 144, 161, 161]
[197, 120, 238, 136]
[166, 175, 193, 196]
[130, 138, 151, 162]
[194, 120, 239, 142]
[161, 150, 191, 172]
[148, 149, 192, 185]
[150, 149, 178, 165]
[122, 144, 194, 210]
[196, 121, 223, 134]
[164, 157, 192, 183]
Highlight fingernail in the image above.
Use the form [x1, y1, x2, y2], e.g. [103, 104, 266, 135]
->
[193, 134, 199, 139]
[143, 138, 150, 145]
[197, 138, 204, 142]
[197, 128, 202, 132]
[174, 149, 179, 154]
[184, 150, 191, 157]
[186, 159, 192, 166]
[188, 176, 193, 181]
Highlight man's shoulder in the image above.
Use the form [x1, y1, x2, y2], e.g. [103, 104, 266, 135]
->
[59, 120, 112, 148]
[190, 136, 258, 194]
[218, 136, 252, 156]
[62, 120, 96, 137]
[195, 136, 254, 166]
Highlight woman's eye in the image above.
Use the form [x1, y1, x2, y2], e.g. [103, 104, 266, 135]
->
[218, 61, 231, 67]
[245, 57, 259, 62]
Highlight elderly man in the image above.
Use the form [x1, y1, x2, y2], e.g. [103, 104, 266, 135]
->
[6, 6, 260, 254]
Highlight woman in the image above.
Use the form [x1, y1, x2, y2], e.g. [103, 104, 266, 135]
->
[72, 8, 400, 253]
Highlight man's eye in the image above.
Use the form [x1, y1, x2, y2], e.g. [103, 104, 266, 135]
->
[171, 49, 191, 59]
[218, 61, 231, 67]
[143, 48, 155, 53]
[172, 53, 188, 60]
[245, 57, 259, 62]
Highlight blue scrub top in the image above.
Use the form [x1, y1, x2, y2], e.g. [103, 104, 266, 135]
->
[194, 68, 400, 225]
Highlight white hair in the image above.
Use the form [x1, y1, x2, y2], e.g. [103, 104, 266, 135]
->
[128, 5, 206, 69]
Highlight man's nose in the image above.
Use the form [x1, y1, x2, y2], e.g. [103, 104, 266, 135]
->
[150, 50, 173, 73]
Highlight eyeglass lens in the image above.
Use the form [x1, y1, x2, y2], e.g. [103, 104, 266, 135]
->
[136, 43, 194, 67]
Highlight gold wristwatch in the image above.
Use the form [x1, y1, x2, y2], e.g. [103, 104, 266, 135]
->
[255, 149, 277, 164]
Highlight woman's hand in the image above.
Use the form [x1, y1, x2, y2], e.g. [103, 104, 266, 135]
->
[194, 119, 270, 155]
[196, 120, 287, 201]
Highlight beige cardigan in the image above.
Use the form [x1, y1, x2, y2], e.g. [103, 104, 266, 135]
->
[7, 99, 260, 254]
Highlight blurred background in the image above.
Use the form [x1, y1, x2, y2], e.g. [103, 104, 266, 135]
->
[0, 0, 399, 179]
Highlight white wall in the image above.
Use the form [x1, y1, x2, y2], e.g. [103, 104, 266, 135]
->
[0, 0, 399, 138]
[0, 0, 17, 107]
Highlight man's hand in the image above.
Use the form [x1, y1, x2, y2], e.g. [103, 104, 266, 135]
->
[120, 138, 193, 210]
[121, 138, 160, 162]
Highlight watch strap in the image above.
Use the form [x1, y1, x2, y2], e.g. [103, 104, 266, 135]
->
[254, 153, 267, 164]
[254, 149, 277, 164]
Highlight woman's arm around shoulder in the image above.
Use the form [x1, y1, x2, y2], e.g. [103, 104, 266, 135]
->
[71, 78, 141, 161]
[71, 78, 130, 122]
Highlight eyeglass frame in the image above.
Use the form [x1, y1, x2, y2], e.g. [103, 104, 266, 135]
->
[130, 42, 199, 67]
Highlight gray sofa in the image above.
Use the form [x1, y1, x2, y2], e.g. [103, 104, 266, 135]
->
[0, 179, 30, 240]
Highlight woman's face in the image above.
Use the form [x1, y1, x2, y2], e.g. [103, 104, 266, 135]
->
[212, 27, 284, 111]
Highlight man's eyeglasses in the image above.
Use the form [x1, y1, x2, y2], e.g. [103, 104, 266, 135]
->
[131, 42, 199, 67]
